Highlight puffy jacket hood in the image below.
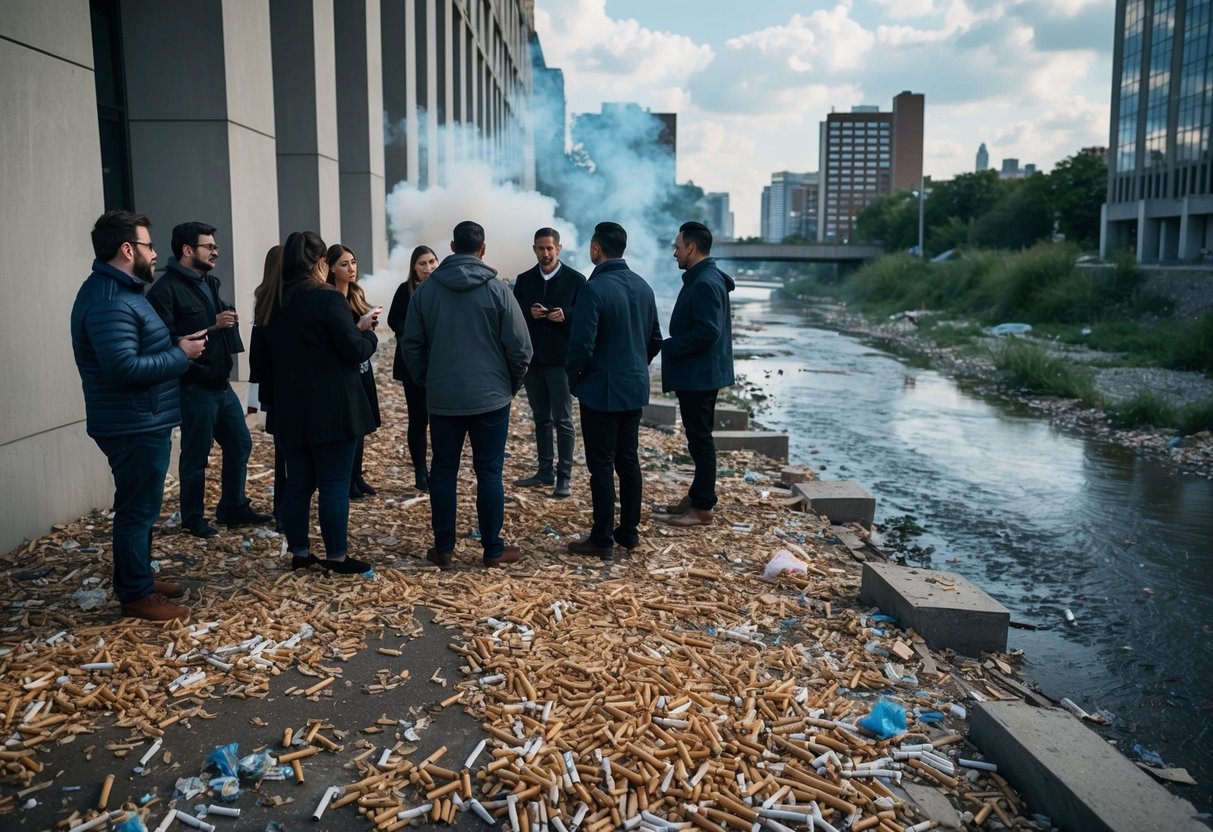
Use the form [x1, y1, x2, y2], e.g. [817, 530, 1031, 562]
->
[431, 254, 498, 292]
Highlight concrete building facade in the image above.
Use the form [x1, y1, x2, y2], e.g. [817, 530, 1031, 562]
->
[817, 91, 924, 243]
[0, 0, 538, 556]
[1103, 0, 1213, 263]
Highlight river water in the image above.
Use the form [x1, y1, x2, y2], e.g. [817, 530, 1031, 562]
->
[723, 286, 1213, 811]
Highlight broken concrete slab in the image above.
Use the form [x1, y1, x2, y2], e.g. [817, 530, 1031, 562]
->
[642, 400, 677, 425]
[780, 466, 812, 486]
[859, 562, 1010, 657]
[971, 700, 1206, 832]
[713, 405, 749, 431]
[792, 480, 875, 528]
[712, 430, 789, 459]
[897, 781, 962, 829]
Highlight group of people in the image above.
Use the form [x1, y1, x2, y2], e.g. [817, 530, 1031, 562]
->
[70, 209, 734, 621]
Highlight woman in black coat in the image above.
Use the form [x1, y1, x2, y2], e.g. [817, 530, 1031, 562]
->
[258, 231, 379, 574]
[386, 245, 439, 491]
[326, 244, 381, 499]
[249, 244, 285, 529]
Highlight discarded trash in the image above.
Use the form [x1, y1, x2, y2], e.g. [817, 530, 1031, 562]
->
[858, 698, 907, 739]
[112, 815, 148, 832]
[1133, 743, 1165, 767]
[238, 750, 274, 780]
[174, 777, 205, 801]
[1064, 608, 1077, 625]
[72, 587, 108, 611]
[206, 743, 239, 778]
[1167, 436, 1183, 448]
[989, 322, 1033, 336]
[1060, 697, 1090, 720]
[915, 708, 946, 724]
[762, 549, 808, 581]
[208, 776, 242, 802]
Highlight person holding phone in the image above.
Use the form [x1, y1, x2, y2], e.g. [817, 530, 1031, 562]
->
[259, 231, 379, 574]
[326, 244, 381, 499]
[511, 228, 586, 498]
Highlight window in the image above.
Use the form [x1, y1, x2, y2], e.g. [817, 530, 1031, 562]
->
[91, 0, 133, 211]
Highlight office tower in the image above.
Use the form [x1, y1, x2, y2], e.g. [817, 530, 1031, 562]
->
[977, 142, 989, 171]
[1103, 0, 1212, 262]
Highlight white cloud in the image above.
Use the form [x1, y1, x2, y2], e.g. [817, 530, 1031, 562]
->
[871, 0, 939, 20]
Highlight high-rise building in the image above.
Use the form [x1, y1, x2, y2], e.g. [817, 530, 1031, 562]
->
[0, 0, 542, 555]
[702, 192, 735, 241]
[816, 91, 924, 243]
[760, 186, 772, 241]
[976, 142, 990, 171]
[1103, 0, 1213, 262]
[761, 172, 817, 242]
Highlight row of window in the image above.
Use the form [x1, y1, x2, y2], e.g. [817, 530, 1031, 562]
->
[827, 123, 891, 132]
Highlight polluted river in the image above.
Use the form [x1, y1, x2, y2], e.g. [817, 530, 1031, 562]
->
[714, 284, 1213, 813]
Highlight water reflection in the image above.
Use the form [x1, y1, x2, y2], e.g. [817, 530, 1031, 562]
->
[726, 293, 1213, 810]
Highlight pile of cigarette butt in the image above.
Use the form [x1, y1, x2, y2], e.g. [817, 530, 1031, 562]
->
[0, 350, 1046, 831]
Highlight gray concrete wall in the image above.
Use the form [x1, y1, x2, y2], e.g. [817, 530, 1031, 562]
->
[0, 0, 114, 556]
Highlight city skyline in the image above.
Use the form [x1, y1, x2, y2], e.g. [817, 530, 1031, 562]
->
[536, 0, 1114, 237]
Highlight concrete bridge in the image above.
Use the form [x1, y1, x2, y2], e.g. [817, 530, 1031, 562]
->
[712, 241, 885, 263]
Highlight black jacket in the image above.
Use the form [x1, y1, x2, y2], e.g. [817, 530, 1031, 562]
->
[146, 261, 244, 389]
[387, 280, 416, 383]
[511, 262, 586, 366]
[70, 260, 189, 438]
[263, 282, 378, 446]
[661, 257, 736, 393]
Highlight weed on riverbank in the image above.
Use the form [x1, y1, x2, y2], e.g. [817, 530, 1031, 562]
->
[993, 341, 1101, 404]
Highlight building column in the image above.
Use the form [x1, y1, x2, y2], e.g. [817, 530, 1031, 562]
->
[424, 0, 439, 187]
[0, 3, 113, 554]
[1177, 197, 1202, 262]
[335, 0, 388, 273]
[442, 0, 456, 177]
[122, 0, 279, 376]
[1135, 202, 1157, 263]
[270, 0, 341, 243]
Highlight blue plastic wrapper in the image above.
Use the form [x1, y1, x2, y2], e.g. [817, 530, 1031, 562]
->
[916, 708, 946, 724]
[871, 613, 899, 623]
[113, 814, 148, 832]
[209, 775, 243, 802]
[1133, 743, 1165, 767]
[238, 750, 274, 780]
[858, 699, 907, 739]
[207, 743, 239, 777]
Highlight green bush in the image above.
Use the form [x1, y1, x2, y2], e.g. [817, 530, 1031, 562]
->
[992, 341, 1099, 404]
[1165, 313, 1213, 375]
[1110, 393, 1174, 429]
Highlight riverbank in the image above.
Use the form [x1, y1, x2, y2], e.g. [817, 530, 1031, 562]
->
[784, 296, 1213, 480]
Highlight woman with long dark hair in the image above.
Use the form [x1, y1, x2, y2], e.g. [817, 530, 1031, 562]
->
[249, 244, 285, 529]
[260, 231, 379, 574]
[326, 244, 381, 499]
[387, 245, 439, 491]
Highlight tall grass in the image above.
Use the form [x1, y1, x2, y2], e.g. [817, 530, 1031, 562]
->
[992, 341, 1099, 404]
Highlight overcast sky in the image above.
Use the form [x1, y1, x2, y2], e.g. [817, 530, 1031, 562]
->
[534, 0, 1114, 237]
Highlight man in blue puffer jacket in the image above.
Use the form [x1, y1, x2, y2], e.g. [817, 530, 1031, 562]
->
[70, 210, 206, 621]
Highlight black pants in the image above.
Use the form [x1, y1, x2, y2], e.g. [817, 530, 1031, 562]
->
[402, 377, 429, 474]
[523, 363, 575, 479]
[579, 403, 642, 548]
[677, 389, 719, 510]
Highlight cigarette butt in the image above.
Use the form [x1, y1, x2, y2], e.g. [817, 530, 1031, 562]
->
[396, 803, 433, 820]
[303, 677, 334, 697]
[441, 692, 462, 708]
[426, 779, 462, 800]
[461, 769, 472, 799]
[852, 817, 881, 831]
[973, 803, 994, 825]
[464, 739, 488, 770]
[292, 759, 304, 783]
[279, 746, 319, 764]
[157, 713, 181, 730]
[152, 812, 175, 832]
[68, 812, 111, 832]
[205, 805, 240, 817]
[378, 648, 403, 656]
[138, 738, 162, 767]
[311, 785, 338, 821]
[174, 810, 216, 832]
[98, 773, 114, 809]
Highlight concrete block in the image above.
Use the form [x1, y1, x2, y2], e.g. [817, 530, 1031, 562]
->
[971, 700, 1205, 832]
[859, 563, 1009, 657]
[781, 466, 813, 486]
[792, 480, 875, 528]
[712, 430, 788, 460]
[714, 405, 749, 431]
[642, 400, 677, 425]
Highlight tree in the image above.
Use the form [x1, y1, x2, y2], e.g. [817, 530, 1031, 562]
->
[972, 174, 1053, 250]
[1049, 153, 1107, 249]
[854, 190, 919, 251]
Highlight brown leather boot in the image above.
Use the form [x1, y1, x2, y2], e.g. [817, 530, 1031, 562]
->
[567, 539, 612, 558]
[121, 594, 188, 621]
[660, 508, 714, 527]
[153, 580, 184, 598]
[656, 495, 692, 515]
[483, 545, 520, 567]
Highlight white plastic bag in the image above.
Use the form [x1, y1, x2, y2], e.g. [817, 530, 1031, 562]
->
[762, 549, 808, 581]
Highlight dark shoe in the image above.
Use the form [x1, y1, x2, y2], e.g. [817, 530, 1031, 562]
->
[552, 477, 571, 499]
[320, 556, 371, 574]
[483, 545, 520, 567]
[291, 553, 319, 571]
[425, 548, 453, 569]
[356, 477, 377, 496]
[513, 474, 554, 488]
[613, 530, 639, 550]
[121, 594, 188, 621]
[219, 506, 273, 528]
[153, 580, 185, 598]
[567, 539, 612, 558]
[656, 495, 692, 516]
[660, 508, 714, 527]
[414, 469, 429, 492]
[183, 518, 219, 539]
[349, 483, 364, 500]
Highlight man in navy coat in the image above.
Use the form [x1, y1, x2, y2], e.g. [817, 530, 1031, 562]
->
[565, 222, 662, 557]
[658, 221, 735, 527]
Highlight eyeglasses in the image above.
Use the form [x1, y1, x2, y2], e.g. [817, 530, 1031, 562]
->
[193, 243, 220, 252]
[127, 240, 156, 252]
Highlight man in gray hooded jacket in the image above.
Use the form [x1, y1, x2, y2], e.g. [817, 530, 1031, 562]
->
[401, 221, 533, 568]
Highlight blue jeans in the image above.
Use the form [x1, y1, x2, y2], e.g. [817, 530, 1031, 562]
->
[93, 430, 172, 603]
[179, 383, 253, 524]
[429, 404, 510, 559]
[281, 439, 358, 559]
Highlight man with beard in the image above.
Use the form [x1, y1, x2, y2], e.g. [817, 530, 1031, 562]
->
[511, 228, 586, 498]
[147, 222, 269, 538]
[71, 210, 206, 620]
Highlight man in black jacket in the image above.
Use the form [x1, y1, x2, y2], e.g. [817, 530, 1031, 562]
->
[147, 222, 270, 538]
[511, 228, 586, 498]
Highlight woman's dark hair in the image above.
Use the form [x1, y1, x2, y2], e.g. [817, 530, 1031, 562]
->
[407, 245, 437, 294]
[253, 244, 283, 327]
[254, 231, 328, 326]
[326, 244, 371, 315]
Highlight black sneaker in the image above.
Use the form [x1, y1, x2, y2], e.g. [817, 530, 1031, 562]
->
[513, 474, 554, 488]
[183, 518, 219, 539]
[219, 506, 273, 528]
[320, 556, 371, 574]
